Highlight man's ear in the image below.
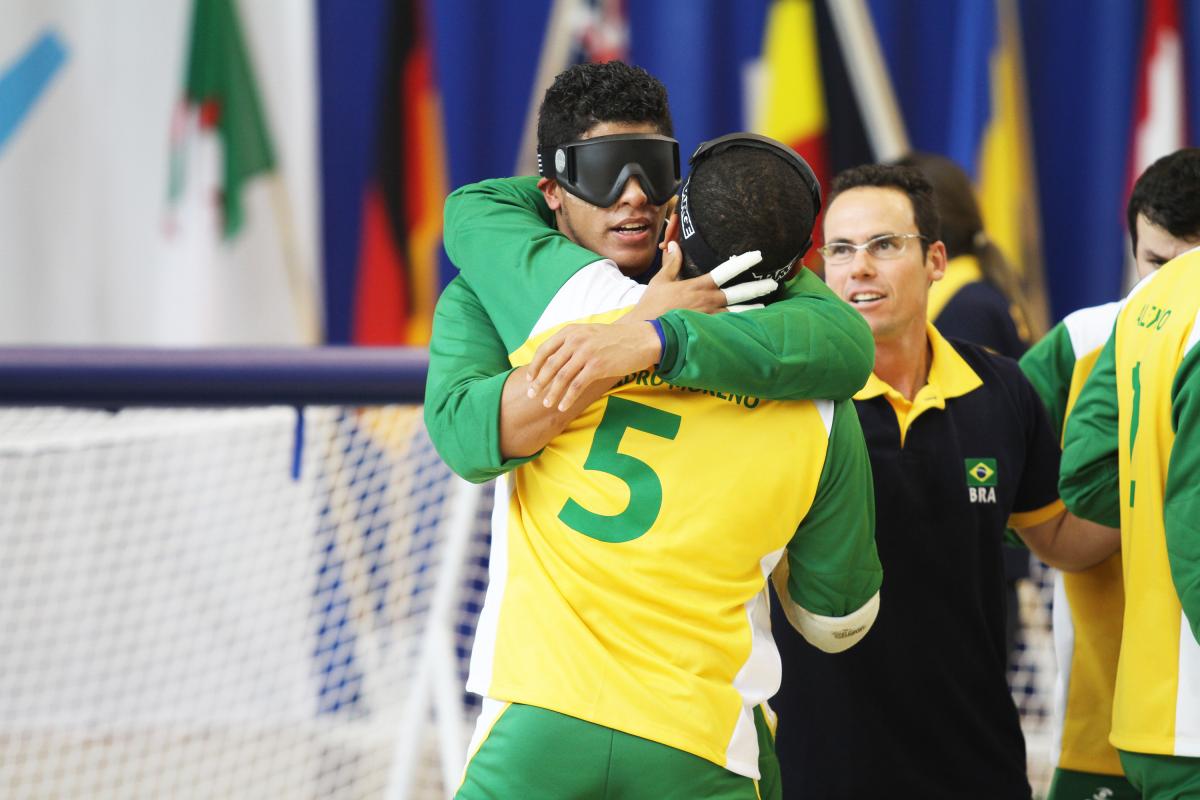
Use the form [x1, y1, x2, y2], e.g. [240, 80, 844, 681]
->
[926, 239, 948, 283]
[537, 177, 563, 212]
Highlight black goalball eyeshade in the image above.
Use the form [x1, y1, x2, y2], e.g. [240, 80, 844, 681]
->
[538, 133, 681, 208]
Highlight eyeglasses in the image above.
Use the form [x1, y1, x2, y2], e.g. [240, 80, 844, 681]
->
[817, 233, 927, 264]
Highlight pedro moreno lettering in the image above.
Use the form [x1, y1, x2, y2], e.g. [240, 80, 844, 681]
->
[613, 367, 763, 409]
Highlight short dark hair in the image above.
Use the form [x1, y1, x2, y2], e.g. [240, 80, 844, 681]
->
[1127, 148, 1200, 252]
[537, 61, 673, 149]
[828, 163, 940, 256]
[683, 146, 816, 283]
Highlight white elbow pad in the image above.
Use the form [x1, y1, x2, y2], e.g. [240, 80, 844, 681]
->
[782, 590, 880, 653]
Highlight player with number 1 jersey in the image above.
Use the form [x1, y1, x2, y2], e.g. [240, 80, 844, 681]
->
[1061, 247, 1200, 791]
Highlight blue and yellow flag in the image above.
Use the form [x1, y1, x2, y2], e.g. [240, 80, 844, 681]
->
[874, 0, 1048, 334]
[934, 0, 1047, 334]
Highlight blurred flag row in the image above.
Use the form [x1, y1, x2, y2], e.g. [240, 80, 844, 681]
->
[0, 0, 319, 345]
[0, 0, 1193, 346]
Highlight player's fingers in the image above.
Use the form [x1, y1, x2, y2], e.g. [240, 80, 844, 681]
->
[658, 211, 680, 251]
[652, 240, 683, 283]
[556, 365, 596, 411]
[526, 337, 566, 395]
[708, 251, 763, 287]
[727, 303, 765, 313]
[542, 353, 587, 409]
[722, 279, 777, 306]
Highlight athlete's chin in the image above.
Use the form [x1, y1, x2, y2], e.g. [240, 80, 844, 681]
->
[609, 242, 658, 275]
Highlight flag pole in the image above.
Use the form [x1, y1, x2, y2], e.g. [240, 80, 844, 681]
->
[268, 175, 324, 344]
[514, 0, 579, 175]
[824, 0, 909, 161]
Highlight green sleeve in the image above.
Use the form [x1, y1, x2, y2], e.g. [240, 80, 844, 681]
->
[657, 269, 875, 401]
[1019, 321, 1077, 442]
[1167, 338, 1200, 643]
[423, 277, 537, 484]
[445, 177, 873, 400]
[784, 400, 882, 615]
[1059, 331, 1121, 526]
[443, 176, 600, 351]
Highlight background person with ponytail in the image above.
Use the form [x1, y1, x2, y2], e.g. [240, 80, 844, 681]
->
[897, 152, 1035, 360]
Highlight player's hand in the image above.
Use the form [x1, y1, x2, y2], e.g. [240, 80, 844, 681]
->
[628, 235, 775, 320]
[525, 321, 661, 412]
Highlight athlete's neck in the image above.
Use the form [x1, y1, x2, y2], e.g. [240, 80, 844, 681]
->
[872, 320, 931, 401]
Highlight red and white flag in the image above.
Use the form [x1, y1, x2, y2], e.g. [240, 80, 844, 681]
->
[514, 0, 629, 175]
[1125, 0, 1186, 288]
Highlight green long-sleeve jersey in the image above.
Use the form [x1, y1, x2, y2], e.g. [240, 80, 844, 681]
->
[429, 206, 882, 780]
[428, 176, 874, 483]
[441, 176, 874, 398]
[1059, 250, 1200, 757]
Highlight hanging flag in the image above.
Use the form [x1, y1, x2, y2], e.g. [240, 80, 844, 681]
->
[1124, 0, 1186, 288]
[572, 0, 629, 65]
[514, 0, 629, 175]
[0, 0, 319, 346]
[974, 0, 1049, 335]
[748, 0, 897, 268]
[753, 0, 830, 196]
[165, 0, 321, 344]
[352, 0, 448, 346]
[168, 0, 274, 238]
[750, 0, 832, 269]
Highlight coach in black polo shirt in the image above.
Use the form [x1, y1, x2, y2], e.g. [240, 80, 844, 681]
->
[769, 164, 1119, 799]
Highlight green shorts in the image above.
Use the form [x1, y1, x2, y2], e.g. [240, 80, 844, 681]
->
[457, 701, 775, 800]
[1117, 749, 1200, 800]
[1046, 767, 1138, 800]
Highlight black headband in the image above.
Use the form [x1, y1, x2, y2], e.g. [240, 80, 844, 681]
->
[678, 132, 822, 280]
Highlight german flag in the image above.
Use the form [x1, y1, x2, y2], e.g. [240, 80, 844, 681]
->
[353, 0, 447, 345]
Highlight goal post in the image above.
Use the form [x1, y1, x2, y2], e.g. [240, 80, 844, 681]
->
[0, 347, 489, 800]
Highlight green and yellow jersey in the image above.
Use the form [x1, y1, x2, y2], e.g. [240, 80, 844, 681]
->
[429, 176, 883, 779]
[1061, 247, 1200, 758]
[1021, 302, 1125, 776]
[447, 262, 881, 778]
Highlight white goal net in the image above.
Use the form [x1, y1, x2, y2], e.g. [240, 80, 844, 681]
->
[0, 405, 492, 800]
[0, 396, 1062, 799]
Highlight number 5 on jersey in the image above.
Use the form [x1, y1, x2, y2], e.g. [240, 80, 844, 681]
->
[558, 396, 681, 543]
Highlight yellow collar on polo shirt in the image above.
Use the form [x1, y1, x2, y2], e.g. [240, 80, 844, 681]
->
[855, 323, 983, 445]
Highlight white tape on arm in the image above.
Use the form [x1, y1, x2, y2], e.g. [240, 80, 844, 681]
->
[709, 250, 762, 286]
[771, 564, 880, 653]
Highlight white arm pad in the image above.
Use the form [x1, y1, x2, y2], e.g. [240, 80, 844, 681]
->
[772, 565, 880, 653]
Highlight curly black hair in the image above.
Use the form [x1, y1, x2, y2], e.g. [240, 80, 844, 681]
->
[537, 61, 673, 149]
[684, 146, 816, 284]
[1127, 148, 1200, 252]
[828, 164, 940, 257]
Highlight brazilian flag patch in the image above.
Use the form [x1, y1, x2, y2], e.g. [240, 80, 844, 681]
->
[965, 458, 997, 487]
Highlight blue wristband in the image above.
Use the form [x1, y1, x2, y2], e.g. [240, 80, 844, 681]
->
[649, 318, 667, 366]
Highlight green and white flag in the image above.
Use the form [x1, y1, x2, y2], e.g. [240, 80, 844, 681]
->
[0, 0, 319, 345]
[169, 0, 276, 238]
[165, 0, 321, 343]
